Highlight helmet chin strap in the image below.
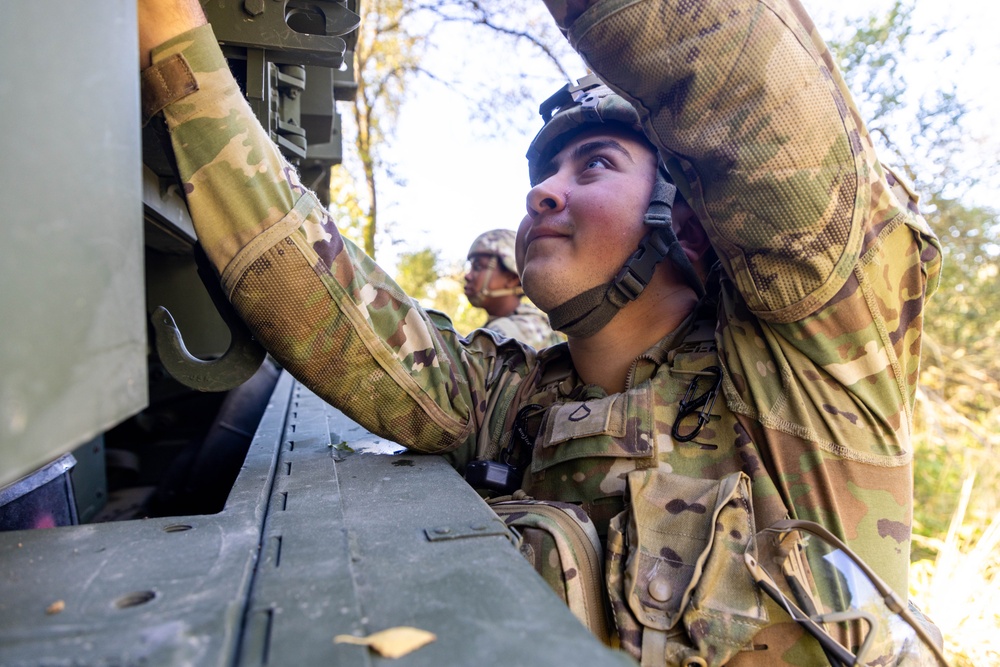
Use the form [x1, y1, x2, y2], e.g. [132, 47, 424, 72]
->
[480, 286, 525, 298]
[547, 172, 703, 338]
[472, 260, 525, 303]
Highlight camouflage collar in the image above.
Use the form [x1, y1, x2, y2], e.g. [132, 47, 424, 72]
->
[626, 309, 700, 387]
[532, 303, 710, 395]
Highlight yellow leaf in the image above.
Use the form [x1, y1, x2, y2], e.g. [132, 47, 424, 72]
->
[334, 626, 436, 659]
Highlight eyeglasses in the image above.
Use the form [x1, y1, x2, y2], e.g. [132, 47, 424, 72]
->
[745, 519, 949, 667]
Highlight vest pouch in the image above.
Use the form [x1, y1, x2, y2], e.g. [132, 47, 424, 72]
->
[531, 393, 653, 472]
[527, 389, 656, 503]
[489, 499, 612, 645]
[606, 470, 768, 666]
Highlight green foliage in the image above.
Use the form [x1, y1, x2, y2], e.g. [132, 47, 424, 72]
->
[394, 247, 440, 300]
[923, 194, 1000, 354]
[825, 1, 973, 196]
[328, 165, 368, 250]
[413, 0, 582, 134]
[828, 1, 913, 134]
[348, 0, 427, 258]
[335, 0, 579, 259]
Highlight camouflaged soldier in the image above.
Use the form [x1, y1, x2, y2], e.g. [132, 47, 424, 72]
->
[464, 229, 563, 350]
[139, 0, 948, 664]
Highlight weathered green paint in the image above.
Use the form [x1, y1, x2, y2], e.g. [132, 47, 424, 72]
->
[0, 1, 147, 488]
[0, 376, 634, 667]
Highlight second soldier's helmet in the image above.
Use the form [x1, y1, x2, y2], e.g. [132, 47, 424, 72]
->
[523, 74, 703, 338]
[468, 229, 519, 275]
[467, 229, 523, 303]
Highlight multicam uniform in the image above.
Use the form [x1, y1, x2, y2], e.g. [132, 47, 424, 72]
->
[483, 302, 564, 350]
[149, 0, 941, 663]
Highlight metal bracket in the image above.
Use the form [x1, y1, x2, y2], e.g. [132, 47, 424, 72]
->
[152, 244, 266, 392]
[203, 0, 360, 68]
[424, 519, 511, 542]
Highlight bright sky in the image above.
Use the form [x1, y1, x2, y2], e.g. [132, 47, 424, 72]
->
[369, 1, 999, 276]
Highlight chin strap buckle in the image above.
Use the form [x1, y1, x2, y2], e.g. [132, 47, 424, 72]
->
[608, 229, 671, 306]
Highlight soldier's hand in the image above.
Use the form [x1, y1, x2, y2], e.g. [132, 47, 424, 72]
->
[138, 0, 207, 68]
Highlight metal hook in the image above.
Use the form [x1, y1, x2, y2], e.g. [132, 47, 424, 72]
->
[151, 244, 266, 392]
[671, 365, 723, 442]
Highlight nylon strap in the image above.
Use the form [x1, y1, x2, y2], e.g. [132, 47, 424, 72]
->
[141, 53, 199, 126]
[546, 168, 712, 338]
[547, 283, 615, 338]
[549, 226, 674, 337]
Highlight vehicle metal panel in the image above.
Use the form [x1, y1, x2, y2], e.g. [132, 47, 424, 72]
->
[0, 376, 634, 666]
[0, 1, 147, 489]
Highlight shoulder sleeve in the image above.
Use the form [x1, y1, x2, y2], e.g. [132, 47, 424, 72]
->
[564, 0, 943, 452]
[565, 0, 939, 323]
[483, 317, 520, 340]
[486, 312, 563, 351]
[152, 25, 534, 454]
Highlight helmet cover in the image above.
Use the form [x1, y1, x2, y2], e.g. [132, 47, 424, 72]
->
[467, 228, 523, 303]
[526, 73, 644, 186]
[468, 228, 519, 274]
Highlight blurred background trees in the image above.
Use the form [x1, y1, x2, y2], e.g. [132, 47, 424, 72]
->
[330, 0, 580, 259]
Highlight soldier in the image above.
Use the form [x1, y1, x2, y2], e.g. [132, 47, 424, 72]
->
[138, 0, 948, 664]
[464, 229, 563, 349]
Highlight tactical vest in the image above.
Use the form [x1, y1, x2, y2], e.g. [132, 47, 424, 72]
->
[480, 306, 937, 666]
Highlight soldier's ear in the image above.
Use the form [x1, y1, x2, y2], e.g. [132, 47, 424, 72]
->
[673, 199, 711, 264]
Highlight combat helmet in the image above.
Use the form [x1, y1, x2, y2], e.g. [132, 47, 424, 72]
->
[467, 228, 524, 303]
[525, 74, 704, 338]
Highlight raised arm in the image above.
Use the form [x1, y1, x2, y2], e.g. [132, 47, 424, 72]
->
[136, 0, 518, 455]
[542, 0, 924, 323]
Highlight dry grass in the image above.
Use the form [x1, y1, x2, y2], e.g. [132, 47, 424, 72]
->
[911, 351, 1000, 667]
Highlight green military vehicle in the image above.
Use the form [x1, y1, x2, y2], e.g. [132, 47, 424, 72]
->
[0, 3, 631, 665]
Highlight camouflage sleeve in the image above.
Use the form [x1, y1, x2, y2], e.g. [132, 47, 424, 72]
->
[561, 0, 940, 320]
[559, 0, 942, 443]
[559, 1, 943, 596]
[150, 25, 525, 454]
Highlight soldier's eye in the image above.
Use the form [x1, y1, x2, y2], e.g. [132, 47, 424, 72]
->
[585, 157, 609, 170]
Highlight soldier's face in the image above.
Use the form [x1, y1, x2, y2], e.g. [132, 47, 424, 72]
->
[464, 254, 518, 309]
[516, 127, 657, 313]
[464, 254, 497, 305]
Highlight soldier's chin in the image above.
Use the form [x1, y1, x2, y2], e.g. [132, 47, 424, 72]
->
[520, 275, 558, 314]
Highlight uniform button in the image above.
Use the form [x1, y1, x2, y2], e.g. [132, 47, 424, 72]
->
[648, 576, 672, 602]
